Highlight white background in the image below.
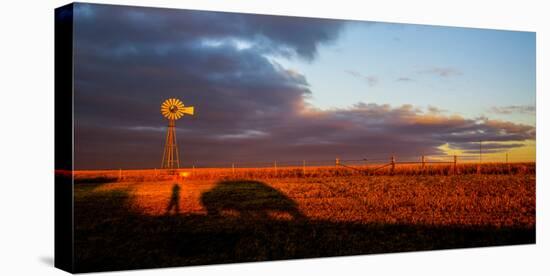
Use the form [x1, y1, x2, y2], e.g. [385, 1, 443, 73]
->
[0, 0, 547, 275]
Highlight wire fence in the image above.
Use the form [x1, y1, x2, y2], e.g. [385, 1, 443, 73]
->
[71, 153, 534, 182]
[182, 152, 533, 170]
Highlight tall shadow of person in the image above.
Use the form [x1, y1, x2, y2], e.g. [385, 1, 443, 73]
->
[201, 180, 305, 220]
[165, 183, 180, 215]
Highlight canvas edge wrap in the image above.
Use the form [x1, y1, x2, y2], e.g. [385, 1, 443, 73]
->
[55, 3, 75, 273]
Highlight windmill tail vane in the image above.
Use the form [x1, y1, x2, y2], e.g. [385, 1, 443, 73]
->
[160, 98, 195, 170]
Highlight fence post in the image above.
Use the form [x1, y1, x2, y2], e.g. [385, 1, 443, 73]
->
[453, 155, 457, 175]
[421, 155, 425, 171]
[302, 160, 306, 176]
[154, 168, 157, 177]
[118, 168, 122, 180]
[274, 161, 278, 174]
[192, 165, 195, 175]
[506, 153, 511, 174]
[232, 163, 235, 174]
[335, 157, 340, 166]
[390, 155, 395, 175]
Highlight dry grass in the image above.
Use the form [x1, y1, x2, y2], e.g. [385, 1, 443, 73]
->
[83, 174, 535, 227]
[69, 163, 536, 272]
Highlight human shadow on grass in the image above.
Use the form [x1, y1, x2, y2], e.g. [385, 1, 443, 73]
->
[165, 184, 181, 215]
[73, 179, 535, 273]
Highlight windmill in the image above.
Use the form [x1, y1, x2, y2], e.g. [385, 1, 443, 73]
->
[160, 98, 195, 170]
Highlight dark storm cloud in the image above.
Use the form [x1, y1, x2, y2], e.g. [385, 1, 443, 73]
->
[73, 3, 341, 60]
[72, 3, 535, 169]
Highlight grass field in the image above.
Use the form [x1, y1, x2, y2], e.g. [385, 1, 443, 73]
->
[67, 163, 536, 272]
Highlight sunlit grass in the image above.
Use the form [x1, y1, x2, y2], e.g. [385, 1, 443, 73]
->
[74, 165, 535, 227]
[71, 164, 535, 272]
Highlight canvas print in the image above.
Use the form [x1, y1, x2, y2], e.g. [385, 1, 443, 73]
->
[55, 2, 536, 273]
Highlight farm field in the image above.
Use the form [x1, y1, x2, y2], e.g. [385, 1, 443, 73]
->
[69, 163, 536, 272]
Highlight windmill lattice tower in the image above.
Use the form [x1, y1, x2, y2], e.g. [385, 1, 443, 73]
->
[160, 98, 194, 169]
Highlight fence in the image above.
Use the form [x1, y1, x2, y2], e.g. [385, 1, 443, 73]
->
[184, 154, 510, 170]
[91, 153, 534, 181]
[153, 153, 533, 177]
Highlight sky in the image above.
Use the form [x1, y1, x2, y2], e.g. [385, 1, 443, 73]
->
[71, 3, 536, 169]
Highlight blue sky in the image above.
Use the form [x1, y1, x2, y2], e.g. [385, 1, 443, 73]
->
[274, 21, 535, 125]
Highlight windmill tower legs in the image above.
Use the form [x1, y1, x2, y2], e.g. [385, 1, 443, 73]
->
[161, 119, 180, 170]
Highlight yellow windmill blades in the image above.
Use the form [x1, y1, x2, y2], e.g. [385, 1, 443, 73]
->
[161, 105, 172, 118]
[173, 109, 184, 120]
[160, 98, 193, 120]
[173, 98, 183, 106]
[172, 100, 185, 119]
